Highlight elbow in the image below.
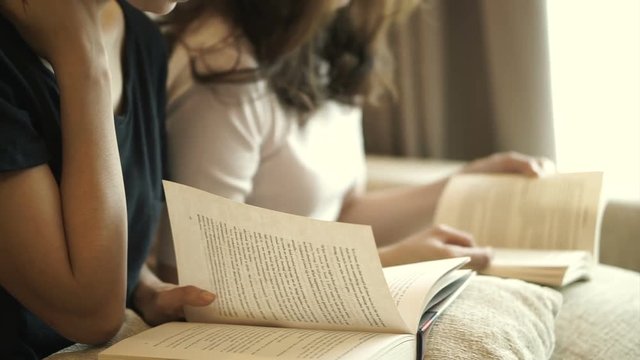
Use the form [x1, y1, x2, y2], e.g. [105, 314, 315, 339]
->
[52, 300, 126, 345]
[73, 310, 125, 345]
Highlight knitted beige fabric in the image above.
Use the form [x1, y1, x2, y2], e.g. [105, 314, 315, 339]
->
[423, 275, 562, 360]
[552, 265, 640, 360]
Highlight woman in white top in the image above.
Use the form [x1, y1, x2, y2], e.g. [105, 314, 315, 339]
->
[158, 0, 552, 281]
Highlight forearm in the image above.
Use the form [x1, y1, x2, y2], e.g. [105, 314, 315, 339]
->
[338, 178, 448, 246]
[0, 50, 128, 344]
[56, 48, 127, 310]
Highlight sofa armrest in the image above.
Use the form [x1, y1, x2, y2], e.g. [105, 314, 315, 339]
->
[599, 200, 640, 272]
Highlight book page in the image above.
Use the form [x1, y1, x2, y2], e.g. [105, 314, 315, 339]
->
[488, 248, 592, 267]
[163, 181, 409, 334]
[382, 258, 469, 331]
[482, 248, 592, 287]
[99, 322, 415, 360]
[433, 173, 603, 254]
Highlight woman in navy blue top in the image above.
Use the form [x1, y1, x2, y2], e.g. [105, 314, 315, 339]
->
[0, 1, 214, 358]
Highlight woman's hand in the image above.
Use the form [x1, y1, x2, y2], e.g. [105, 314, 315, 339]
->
[0, 0, 107, 66]
[378, 224, 492, 270]
[132, 277, 216, 326]
[461, 151, 555, 177]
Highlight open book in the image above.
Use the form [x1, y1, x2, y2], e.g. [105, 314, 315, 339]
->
[434, 172, 604, 287]
[99, 181, 474, 360]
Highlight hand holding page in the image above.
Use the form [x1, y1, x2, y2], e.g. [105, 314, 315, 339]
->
[98, 181, 474, 359]
[434, 172, 604, 287]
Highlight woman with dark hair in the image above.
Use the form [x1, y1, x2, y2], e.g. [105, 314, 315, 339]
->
[157, 0, 551, 281]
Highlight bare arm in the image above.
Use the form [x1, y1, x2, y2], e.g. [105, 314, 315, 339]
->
[0, 1, 126, 344]
[338, 152, 552, 247]
[338, 179, 448, 247]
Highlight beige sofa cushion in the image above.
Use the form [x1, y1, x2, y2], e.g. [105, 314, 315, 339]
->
[552, 264, 640, 360]
[424, 275, 562, 359]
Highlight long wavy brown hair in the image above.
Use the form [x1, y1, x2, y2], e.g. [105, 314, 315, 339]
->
[163, 0, 420, 113]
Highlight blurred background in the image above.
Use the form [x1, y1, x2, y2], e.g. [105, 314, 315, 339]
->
[362, 0, 639, 202]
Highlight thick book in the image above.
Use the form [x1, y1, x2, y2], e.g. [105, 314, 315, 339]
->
[99, 181, 474, 360]
[434, 172, 604, 287]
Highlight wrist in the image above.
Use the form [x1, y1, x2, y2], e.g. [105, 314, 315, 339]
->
[132, 266, 170, 313]
[131, 276, 165, 313]
[131, 280, 154, 315]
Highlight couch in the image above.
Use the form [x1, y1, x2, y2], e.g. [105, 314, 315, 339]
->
[48, 156, 640, 359]
[366, 156, 640, 359]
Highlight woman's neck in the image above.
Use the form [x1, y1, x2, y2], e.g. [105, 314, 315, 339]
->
[182, 12, 258, 73]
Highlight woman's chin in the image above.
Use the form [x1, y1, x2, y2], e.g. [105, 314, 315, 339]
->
[127, 0, 181, 15]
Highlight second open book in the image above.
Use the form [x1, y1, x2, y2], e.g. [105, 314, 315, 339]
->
[100, 181, 474, 360]
[434, 171, 604, 287]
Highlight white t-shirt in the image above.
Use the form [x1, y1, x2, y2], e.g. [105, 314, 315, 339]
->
[158, 27, 366, 265]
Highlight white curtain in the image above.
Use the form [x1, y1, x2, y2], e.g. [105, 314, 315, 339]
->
[362, 0, 639, 201]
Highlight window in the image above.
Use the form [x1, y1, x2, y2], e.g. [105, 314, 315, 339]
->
[546, 0, 639, 200]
